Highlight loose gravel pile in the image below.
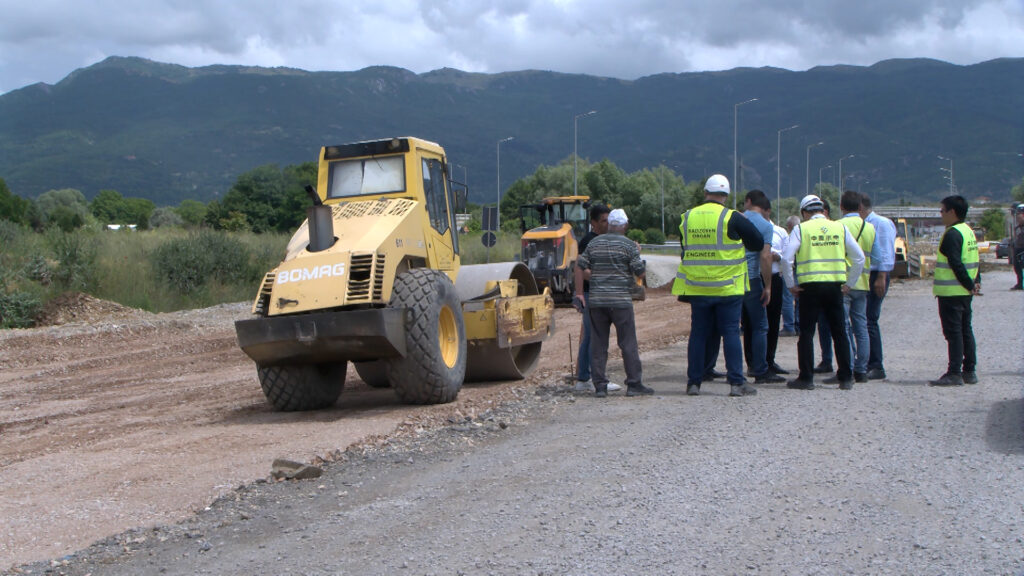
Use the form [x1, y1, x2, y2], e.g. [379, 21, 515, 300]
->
[11, 271, 1024, 576]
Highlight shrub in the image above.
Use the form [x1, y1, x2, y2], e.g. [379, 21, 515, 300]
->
[627, 229, 647, 244]
[48, 230, 97, 292]
[644, 228, 666, 245]
[0, 290, 42, 328]
[152, 231, 253, 294]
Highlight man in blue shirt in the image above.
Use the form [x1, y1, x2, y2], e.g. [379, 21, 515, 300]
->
[741, 190, 785, 383]
[860, 194, 896, 380]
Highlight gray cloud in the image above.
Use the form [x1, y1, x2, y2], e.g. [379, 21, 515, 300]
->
[0, 0, 1021, 93]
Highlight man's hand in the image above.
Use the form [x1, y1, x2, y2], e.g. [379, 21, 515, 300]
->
[872, 273, 887, 298]
[789, 286, 803, 297]
[842, 284, 851, 295]
[972, 283, 982, 296]
[572, 294, 586, 313]
[760, 283, 771, 306]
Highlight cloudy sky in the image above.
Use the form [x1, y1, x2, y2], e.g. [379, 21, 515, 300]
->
[1, 0, 1022, 94]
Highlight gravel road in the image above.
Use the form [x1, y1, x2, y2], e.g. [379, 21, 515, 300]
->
[9, 269, 1024, 576]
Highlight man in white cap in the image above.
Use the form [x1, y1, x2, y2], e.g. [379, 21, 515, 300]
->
[672, 174, 770, 397]
[574, 208, 651, 398]
[781, 194, 865, 390]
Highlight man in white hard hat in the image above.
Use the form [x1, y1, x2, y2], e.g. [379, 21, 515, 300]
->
[574, 208, 651, 398]
[781, 194, 865, 390]
[672, 174, 770, 397]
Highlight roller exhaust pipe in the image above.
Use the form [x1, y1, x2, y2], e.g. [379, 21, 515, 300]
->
[305, 185, 335, 252]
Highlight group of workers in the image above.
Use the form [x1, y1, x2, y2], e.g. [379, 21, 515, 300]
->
[572, 173, 983, 396]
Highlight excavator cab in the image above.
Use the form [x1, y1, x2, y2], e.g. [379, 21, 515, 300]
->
[519, 196, 591, 305]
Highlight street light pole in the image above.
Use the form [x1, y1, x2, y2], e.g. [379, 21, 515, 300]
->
[496, 136, 514, 231]
[805, 141, 823, 196]
[838, 154, 855, 193]
[818, 164, 832, 191]
[938, 155, 954, 194]
[574, 110, 597, 197]
[775, 124, 799, 214]
[733, 98, 758, 209]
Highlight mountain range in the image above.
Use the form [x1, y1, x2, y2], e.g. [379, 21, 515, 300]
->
[1, 56, 1022, 206]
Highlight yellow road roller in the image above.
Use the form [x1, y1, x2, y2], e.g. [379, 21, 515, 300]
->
[235, 137, 555, 411]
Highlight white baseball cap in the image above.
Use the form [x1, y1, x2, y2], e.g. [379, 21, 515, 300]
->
[608, 208, 628, 226]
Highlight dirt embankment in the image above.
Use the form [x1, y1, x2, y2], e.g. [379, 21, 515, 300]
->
[0, 287, 689, 568]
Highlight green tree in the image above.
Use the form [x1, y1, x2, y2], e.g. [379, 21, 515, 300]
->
[149, 207, 184, 228]
[90, 189, 129, 222]
[977, 207, 1006, 240]
[35, 188, 91, 229]
[124, 197, 156, 230]
[176, 199, 208, 227]
[0, 178, 31, 224]
[216, 162, 316, 233]
[1011, 177, 1024, 203]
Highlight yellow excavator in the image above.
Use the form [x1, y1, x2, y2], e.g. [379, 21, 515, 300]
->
[235, 137, 555, 411]
[518, 196, 590, 305]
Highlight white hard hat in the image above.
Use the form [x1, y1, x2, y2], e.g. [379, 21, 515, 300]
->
[800, 194, 824, 211]
[705, 174, 730, 195]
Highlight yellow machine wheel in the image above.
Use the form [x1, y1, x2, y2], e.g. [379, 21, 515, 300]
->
[386, 269, 467, 404]
[353, 360, 390, 388]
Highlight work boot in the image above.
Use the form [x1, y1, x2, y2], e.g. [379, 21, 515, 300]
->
[769, 363, 790, 375]
[754, 372, 785, 384]
[702, 369, 726, 382]
[626, 383, 655, 397]
[786, 378, 815, 390]
[813, 361, 833, 374]
[823, 374, 840, 384]
[866, 368, 887, 380]
[729, 383, 758, 396]
[594, 383, 609, 398]
[854, 372, 868, 383]
[839, 380, 853, 391]
[928, 373, 964, 387]
[962, 371, 979, 384]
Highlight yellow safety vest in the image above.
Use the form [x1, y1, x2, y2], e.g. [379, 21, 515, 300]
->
[840, 215, 874, 291]
[933, 222, 979, 297]
[794, 217, 848, 284]
[672, 203, 748, 296]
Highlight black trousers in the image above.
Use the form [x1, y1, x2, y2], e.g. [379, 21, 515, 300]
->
[766, 273, 784, 366]
[796, 282, 852, 382]
[589, 306, 643, 388]
[937, 295, 977, 374]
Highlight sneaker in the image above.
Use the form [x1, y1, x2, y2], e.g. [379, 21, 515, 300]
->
[729, 383, 758, 396]
[686, 384, 701, 396]
[787, 378, 815, 390]
[607, 382, 623, 392]
[754, 373, 785, 384]
[573, 380, 594, 392]
[854, 372, 868, 383]
[813, 361, 833, 374]
[780, 329, 798, 337]
[865, 368, 887, 380]
[625, 383, 655, 397]
[962, 371, 978, 384]
[839, 380, 853, 391]
[769, 363, 790, 375]
[928, 373, 964, 387]
[594, 385, 608, 398]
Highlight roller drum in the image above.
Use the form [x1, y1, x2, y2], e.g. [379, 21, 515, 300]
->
[456, 262, 544, 382]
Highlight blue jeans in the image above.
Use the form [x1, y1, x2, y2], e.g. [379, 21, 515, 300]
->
[741, 278, 769, 376]
[866, 271, 890, 371]
[576, 293, 592, 381]
[844, 289, 869, 374]
[687, 295, 745, 385]
[782, 285, 796, 332]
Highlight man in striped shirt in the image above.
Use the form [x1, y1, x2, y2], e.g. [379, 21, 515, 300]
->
[574, 209, 651, 398]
